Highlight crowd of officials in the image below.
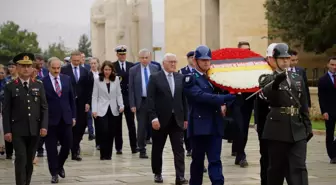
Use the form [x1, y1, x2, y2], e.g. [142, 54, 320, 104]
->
[0, 42, 335, 185]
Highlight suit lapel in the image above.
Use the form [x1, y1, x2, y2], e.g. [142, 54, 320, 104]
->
[160, 71, 173, 98]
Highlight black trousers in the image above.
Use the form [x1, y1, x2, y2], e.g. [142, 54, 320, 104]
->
[151, 116, 185, 177]
[5, 140, 13, 157]
[94, 117, 101, 147]
[37, 137, 45, 154]
[71, 100, 87, 156]
[325, 119, 336, 159]
[136, 98, 150, 154]
[114, 106, 137, 151]
[12, 135, 39, 185]
[257, 125, 268, 185]
[98, 108, 117, 159]
[45, 120, 73, 176]
[267, 140, 308, 185]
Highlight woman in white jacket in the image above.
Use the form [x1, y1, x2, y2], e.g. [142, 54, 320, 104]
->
[92, 61, 124, 160]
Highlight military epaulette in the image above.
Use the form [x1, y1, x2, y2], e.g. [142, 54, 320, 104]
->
[36, 79, 43, 83]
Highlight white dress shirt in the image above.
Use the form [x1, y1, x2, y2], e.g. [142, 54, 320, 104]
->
[71, 63, 80, 79]
[91, 70, 99, 80]
[119, 61, 126, 72]
[49, 73, 62, 91]
[141, 64, 151, 97]
[19, 78, 30, 88]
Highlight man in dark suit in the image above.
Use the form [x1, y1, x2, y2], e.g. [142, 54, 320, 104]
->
[3, 53, 48, 185]
[129, 48, 159, 158]
[61, 51, 93, 161]
[288, 50, 311, 108]
[318, 57, 336, 164]
[147, 53, 188, 184]
[43, 57, 76, 183]
[113, 45, 137, 154]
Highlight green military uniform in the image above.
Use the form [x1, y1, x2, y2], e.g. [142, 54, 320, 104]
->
[2, 53, 48, 185]
[259, 43, 313, 185]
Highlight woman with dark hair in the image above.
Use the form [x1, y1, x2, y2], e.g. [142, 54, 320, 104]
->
[91, 61, 124, 160]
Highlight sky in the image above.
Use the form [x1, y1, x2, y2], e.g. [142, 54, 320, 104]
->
[0, 0, 164, 59]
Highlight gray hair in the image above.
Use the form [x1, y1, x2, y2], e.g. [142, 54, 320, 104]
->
[138, 48, 151, 56]
[47, 57, 62, 67]
[163, 53, 177, 62]
[89, 57, 100, 64]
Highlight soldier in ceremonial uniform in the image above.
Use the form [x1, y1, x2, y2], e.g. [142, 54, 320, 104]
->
[183, 45, 236, 185]
[253, 43, 277, 185]
[259, 43, 313, 185]
[2, 53, 48, 185]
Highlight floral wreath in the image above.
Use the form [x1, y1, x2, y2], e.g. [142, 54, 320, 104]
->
[207, 48, 273, 94]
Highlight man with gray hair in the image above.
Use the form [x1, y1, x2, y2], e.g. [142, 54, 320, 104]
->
[129, 48, 159, 159]
[147, 53, 188, 184]
[43, 57, 76, 183]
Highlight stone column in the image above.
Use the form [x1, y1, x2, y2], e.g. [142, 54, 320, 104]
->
[136, 0, 153, 57]
[104, 0, 119, 61]
[90, 0, 106, 61]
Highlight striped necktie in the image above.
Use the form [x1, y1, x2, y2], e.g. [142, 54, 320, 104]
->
[54, 77, 61, 97]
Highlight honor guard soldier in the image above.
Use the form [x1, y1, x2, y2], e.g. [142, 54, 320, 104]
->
[253, 43, 277, 185]
[259, 43, 313, 185]
[2, 53, 48, 185]
[183, 45, 236, 185]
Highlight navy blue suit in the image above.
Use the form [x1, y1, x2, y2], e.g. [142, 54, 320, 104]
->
[42, 74, 76, 176]
[134, 61, 162, 71]
[82, 63, 91, 71]
[178, 66, 193, 152]
[318, 72, 336, 159]
[61, 64, 94, 157]
[183, 70, 235, 185]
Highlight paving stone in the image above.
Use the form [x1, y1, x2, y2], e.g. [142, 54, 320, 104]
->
[0, 122, 335, 185]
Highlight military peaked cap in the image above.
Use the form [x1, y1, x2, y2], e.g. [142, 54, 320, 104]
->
[13, 52, 35, 65]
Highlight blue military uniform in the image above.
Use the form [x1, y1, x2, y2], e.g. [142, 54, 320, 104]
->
[184, 69, 235, 185]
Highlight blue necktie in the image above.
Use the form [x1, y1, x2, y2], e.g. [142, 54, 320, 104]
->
[74, 67, 79, 82]
[144, 67, 149, 86]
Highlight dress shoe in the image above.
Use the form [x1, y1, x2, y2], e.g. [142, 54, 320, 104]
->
[58, 168, 65, 178]
[72, 155, 82, 161]
[239, 159, 249, 168]
[228, 140, 233, 143]
[96, 145, 100, 150]
[186, 151, 192, 157]
[139, 153, 148, 159]
[330, 157, 336, 164]
[116, 150, 122, 155]
[88, 134, 95, 141]
[51, 175, 59, 183]
[131, 149, 138, 154]
[6, 156, 12, 160]
[175, 177, 188, 185]
[154, 174, 163, 183]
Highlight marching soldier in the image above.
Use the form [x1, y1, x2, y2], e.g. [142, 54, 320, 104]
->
[183, 45, 236, 185]
[2, 53, 48, 185]
[253, 43, 277, 185]
[259, 43, 313, 185]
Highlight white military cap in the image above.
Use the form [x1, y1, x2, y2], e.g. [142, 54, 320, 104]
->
[266, 43, 278, 57]
[115, 45, 127, 54]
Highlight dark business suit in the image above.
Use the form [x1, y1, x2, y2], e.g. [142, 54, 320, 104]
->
[61, 64, 93, 158]
[129, 63, 159, 155]
[82, 63, 91, 71]
[291, 67, 311, 107]
[147, 70, 188, 177]
[113, 61, 137, 153]
[42, 74, 76, 176]
[318, 72, 336, 160]
[2, 78, 48, 185]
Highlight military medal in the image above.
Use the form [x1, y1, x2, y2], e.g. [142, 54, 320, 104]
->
[35, 97, 38, 102]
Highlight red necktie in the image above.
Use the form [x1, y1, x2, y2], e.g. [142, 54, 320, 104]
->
[55, 78, 62, 97]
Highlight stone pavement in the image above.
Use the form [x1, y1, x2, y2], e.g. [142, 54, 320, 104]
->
[0, 125, 335, 185]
